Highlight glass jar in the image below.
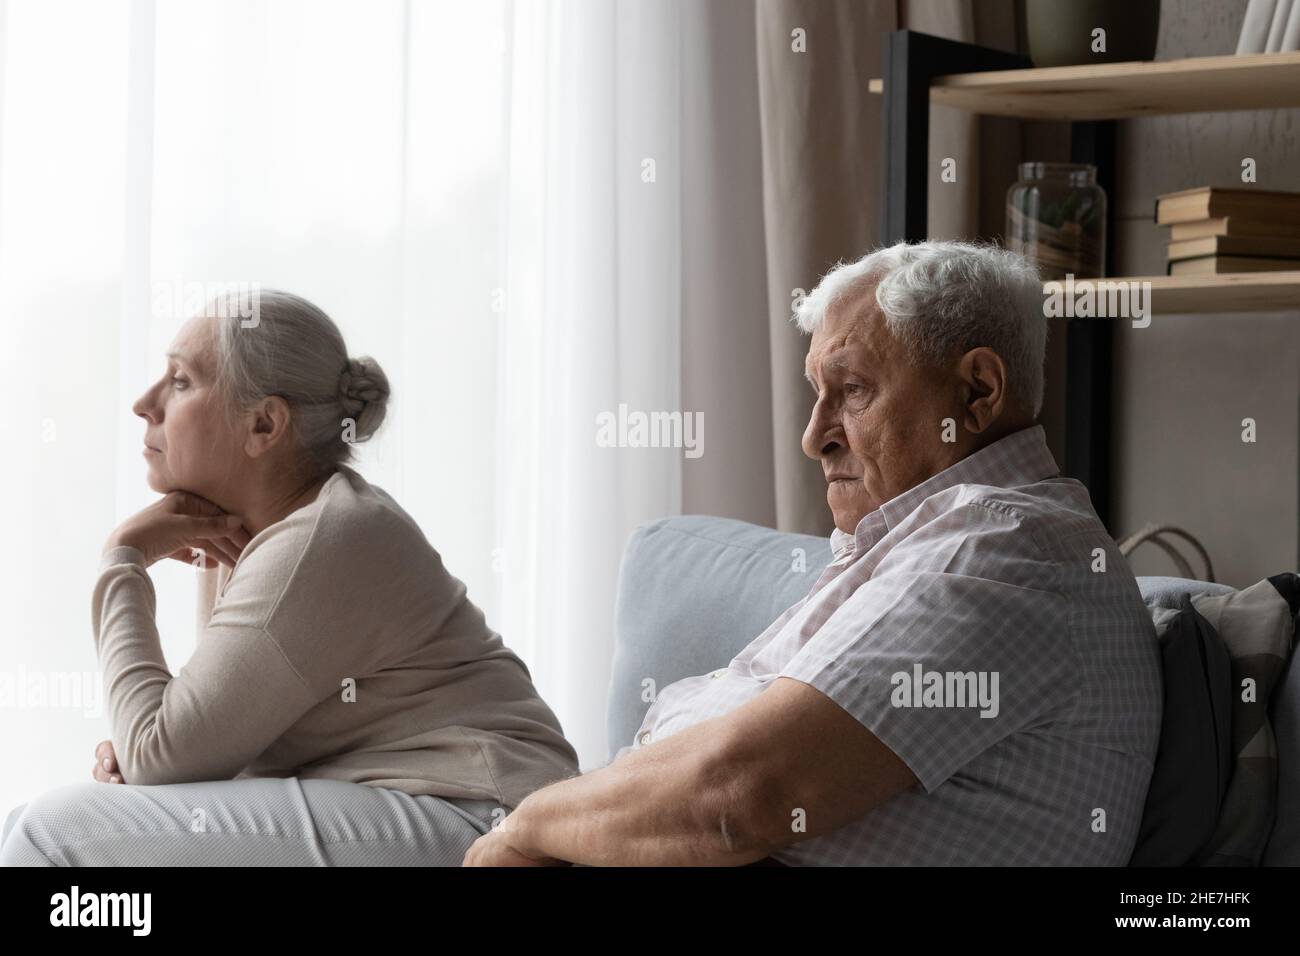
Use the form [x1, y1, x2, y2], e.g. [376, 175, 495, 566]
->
[1006, 162, 1107, 280]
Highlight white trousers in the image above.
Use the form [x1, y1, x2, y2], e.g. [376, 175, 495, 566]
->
[0, 776, 499, 867]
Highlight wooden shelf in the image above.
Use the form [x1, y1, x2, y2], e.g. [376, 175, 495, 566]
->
[867, 51, 1300, 120]
[1046, 271, 1300, 314]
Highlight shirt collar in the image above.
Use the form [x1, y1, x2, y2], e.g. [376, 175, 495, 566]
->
[830, 424, 1061, 557]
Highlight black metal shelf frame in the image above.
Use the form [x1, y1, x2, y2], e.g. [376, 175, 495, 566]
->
[879, 29, 1116, 529]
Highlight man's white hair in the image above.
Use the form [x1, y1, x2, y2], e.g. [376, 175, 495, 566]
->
[794, 240, 1047, 418]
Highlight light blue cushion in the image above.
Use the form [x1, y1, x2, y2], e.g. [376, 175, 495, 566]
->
[607, 516, 830, 760]
[1136, 575, 1235, 609]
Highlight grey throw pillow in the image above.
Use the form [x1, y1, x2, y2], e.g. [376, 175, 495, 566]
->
[1190, 575, 1298, 865]
[1129, 595, 1232, 866]
[1263, 574, 1300, 865]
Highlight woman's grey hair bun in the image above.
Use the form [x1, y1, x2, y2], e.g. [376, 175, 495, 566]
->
[338, 355, 390, 440]
[209, 288, 392, 479]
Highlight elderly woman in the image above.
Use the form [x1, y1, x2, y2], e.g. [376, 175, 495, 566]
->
[0, 290, 578, 866]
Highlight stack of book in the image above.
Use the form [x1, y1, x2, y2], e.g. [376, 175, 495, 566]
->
[1155, 187, 1300, 277]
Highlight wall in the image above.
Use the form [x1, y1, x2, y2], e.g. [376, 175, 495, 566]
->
[1111, 0, 1298, 586]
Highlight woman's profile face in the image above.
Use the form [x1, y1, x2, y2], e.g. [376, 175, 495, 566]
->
[133, 315, 242, 497]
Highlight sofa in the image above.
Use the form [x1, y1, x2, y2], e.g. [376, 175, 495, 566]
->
[607, 514, 1300, 865]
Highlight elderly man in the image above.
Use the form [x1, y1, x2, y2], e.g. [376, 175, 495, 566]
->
[465, 240, 1162, 867]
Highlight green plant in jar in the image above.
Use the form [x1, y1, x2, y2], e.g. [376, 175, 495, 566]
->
[1007, 163, 1107, 279]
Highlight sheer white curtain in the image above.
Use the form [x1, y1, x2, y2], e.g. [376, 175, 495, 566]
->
[0, 0, 687, 815]
[495, 0, 683, 770]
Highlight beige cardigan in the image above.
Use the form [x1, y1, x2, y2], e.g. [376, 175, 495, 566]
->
[93, 464, 579, 810]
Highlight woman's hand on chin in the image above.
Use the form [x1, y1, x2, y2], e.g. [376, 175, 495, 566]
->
[104, 491, 252, 570]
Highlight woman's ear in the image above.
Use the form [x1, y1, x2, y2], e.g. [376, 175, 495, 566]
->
[243, 395, 294, 459]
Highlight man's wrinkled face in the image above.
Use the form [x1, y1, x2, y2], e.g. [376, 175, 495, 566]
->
[802, 283, 964, 534]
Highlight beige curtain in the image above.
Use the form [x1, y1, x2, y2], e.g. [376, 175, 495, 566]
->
[681, 0, 1059, 534]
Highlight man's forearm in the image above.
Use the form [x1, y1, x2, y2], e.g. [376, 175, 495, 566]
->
[504, 720, 773, 866]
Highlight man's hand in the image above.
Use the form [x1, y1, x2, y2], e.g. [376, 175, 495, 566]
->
[92, 739, 125, 784]
[104, 491, 251, 569]
[463, 811, 570, 866]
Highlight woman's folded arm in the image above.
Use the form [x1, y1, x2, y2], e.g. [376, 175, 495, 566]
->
[92, 546, 324, 786]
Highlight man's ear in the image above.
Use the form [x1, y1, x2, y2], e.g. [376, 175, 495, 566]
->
[957, 347, 1010, 435]
[243, 395, 294, 459]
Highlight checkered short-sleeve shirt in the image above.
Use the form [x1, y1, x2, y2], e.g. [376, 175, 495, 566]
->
[624, 425, 1163, 865]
